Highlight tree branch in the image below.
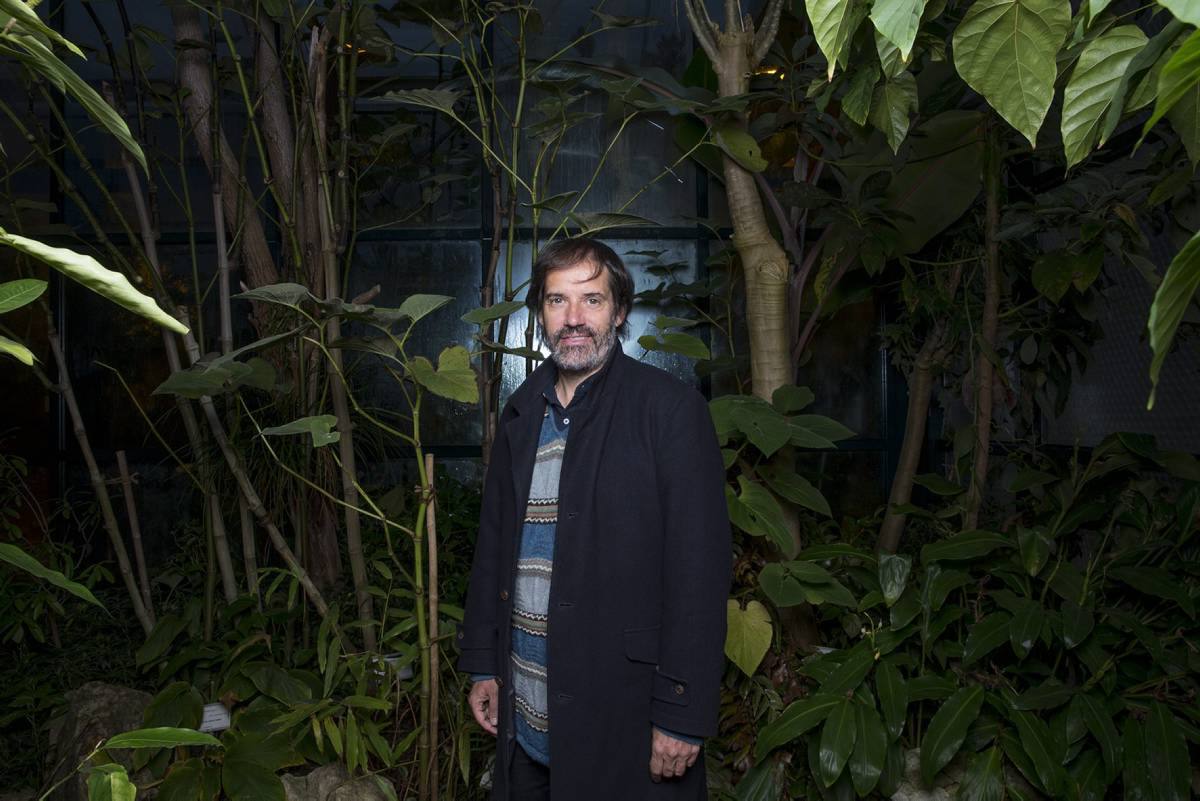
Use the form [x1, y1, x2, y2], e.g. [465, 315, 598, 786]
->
[753, 0, 785, 66]
[682, 0, 720, 65]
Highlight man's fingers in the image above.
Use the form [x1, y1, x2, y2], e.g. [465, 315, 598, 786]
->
[468, 680, 499, 736]
[649, 752, 665, 782]
[685, 750, 698, 768]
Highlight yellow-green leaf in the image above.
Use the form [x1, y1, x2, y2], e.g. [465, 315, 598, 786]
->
[725, 599, 772, 676]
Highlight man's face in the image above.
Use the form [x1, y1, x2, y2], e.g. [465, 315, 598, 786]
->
[540, 260, 626, 375]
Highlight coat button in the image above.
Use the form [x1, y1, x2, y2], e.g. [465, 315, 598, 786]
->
[674, 684, 685, 696]
[500, 590, 509, 601]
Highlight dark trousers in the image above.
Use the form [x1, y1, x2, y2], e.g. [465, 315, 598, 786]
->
[498, 744, 549, 801]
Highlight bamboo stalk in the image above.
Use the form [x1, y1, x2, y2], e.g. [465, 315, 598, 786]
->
[115, 450, 154, 615]
[424, 452, 440, 801]
[46, 316, 154, 636]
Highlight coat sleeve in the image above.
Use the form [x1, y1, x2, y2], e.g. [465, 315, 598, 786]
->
[456, 411, 512, 676]
[649, 388, 731, 738]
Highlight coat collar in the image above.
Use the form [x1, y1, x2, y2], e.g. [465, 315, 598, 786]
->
[508, 342, 627, 418]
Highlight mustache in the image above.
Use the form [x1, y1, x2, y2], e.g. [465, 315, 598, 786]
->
[552, 325, 596, 341]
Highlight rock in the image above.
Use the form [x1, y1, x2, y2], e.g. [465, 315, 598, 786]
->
[46, 682, 153, 801]
[282, 763, 395, 801]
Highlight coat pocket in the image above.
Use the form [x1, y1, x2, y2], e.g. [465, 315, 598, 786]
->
[622, 625, 660, 664]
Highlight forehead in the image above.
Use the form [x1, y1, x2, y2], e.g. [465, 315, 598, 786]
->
[543, 260, 610, 295]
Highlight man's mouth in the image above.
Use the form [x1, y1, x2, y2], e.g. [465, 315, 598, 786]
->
[557, 331, 593, 346]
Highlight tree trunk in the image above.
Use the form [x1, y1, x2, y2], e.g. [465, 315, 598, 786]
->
[965, 125, 1002, 530]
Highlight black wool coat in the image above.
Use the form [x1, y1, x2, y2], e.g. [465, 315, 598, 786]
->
[457, 348, 732, 800]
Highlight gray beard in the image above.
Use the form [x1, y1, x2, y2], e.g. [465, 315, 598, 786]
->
[548, 323, 618, 375]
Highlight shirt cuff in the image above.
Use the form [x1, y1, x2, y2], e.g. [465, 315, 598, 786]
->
[654, 726, 702, 746]
[470, 674, 496, 683]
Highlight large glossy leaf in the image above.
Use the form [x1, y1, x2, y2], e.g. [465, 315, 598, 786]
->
[871, 0, 927, 59]
[260, 415, 340, 448]
[0, 542, 105, 609]
[408, 345, 479, 404]
[1012, 680, 1073, 710]
[807, 0, 868, 79]
[875, 660, 907, 740]
[1143, 29, 1200, 139]
[461, 300, 524, 325]
[0, 0, 84, 54]
[158, 757, 222, 801]
[1074, 694, 1121, 782]
[756, 693, 842, 759]
[819, 699, 858, 787]
[1123, 717, 1153, 801]
[958, 746, 1004, 801]
[9, 36, 146, 173]
[105, 727, 222, 750]
[759, 466, 832, 517]
[870, 72, 919, 153]
[1061, 26, 1148, 168]
[1109, 565, 1195, 616]
[1147, 230, 1200, 410]
[0, 229, 185, 334]
[1159, 0, 1200, 25]
[381, 88, 462, 114]
[1018, 526, 1052, 576]
[1146, 703, 1190, 801]
[712, 125, 767, 172]
[1009, 705, 1064, 794]
[1060, 598, 1094, 648]
[733, 757, 787, 801]
[877, 554, 911, 606]
[843, 62, 879, 125]
[728, 402, 791, 457]
[849, 703, 887, 795]
[725, 599, 772, 677]
[759, 560, 857, 608]
[733, 478, 793, 552]
[86, 764, 136, 801]
[885, 111, 985, 254]
[920, 686, 984, 784]
[1165, 71, 1200, 163]
[638, 331, 711, 361]
[952, 0, 1071, 147]
[920, 529, 1011, 563]
[0, 278, 45, 314]
[1009, 602, 1043, 658]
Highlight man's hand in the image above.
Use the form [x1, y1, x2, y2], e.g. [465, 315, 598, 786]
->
[649, 728, 699, 782]
[468, 678, 499, 735]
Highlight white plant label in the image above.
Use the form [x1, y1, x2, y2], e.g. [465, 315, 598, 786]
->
[199, 703, 231, 733]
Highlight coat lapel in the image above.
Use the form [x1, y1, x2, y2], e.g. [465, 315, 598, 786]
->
[505, 359, 555, 513]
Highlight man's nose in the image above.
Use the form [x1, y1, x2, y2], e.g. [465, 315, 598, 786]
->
[563, 301, 584, 326]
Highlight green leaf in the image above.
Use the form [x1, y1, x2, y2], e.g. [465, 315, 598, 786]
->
[875, 660, 907, 740]
[158, 758, 222, 801]
[760, 466, 832, 517]
[885, 111, 986, 255]
[0, 229, 184, 333]
[789, 414, 855, 446]
[651, 315, 700, 329]
[1074, 694, 1121, 782]
[907, 674, 956, 702]
[820, 699, 858, 787]
[1061, 26, 1148, 168]
[1018, 526, 1052, 576]
[381, 87, 462, 114]
[913, 473, 963, 495]
[105, 727, 222, 750]
[1110, 565, 1195, 616]
[1143, 29, 1200, 139]
[733, 478, 793, 552]
[343, 695, 392, 711]
[820, 643, 878, 695]
[392, 294, 454, 325]
[795, 543, 876, 563]
[1146, 703, 1190, 801]
[871, 0, 927, 59]
[1009, 602, 1043, 658]
[87, 764, 136, 801]
[1165, 71, 1200, 164]
[756, 693, 842, 760]
[638, 330, 711, 362]
[728, 403, 792, 457]
[843, 62, 879, 125]
[1158, 0, 1200, 25]
[849, 702, 887, 795]
[0, 0, 84, 55]
[0, 334, 34, 365]
[808, 0, 868, 79]
[877, 553, 912, 606]
[1008, 705, 1064, 794]
[921, 686, 984, 785]
[260, 415, 340, 448]
[1069, 749, 1107, 801]
[759, 560, 857, 608]
[0, 278, 46, 314]
[952, 0, 1071, 147]
[1012, 680, 1073, 711]
[921, 529, 1011, 563]
[10, 37, 145, 173]
[1147, 229, 1200, 410]
[958, 746, 1005, 801]
[712, 124, 767, 172]
[725, 599, 773, 676]
[233, 282, 311, 307]
[243, 662, 312, 705]
[1033, 249, 1103, 303]
[1123, 717, 1153, 801]
[0, 542, 105, 609]
[869, 71, 919, 153]
[461, 300, 524, 325]
[1060, 598, 1094, 649]
[569, 211, 658, 236]
[962, 612, 1011, 665]
[408, 345, 479, 404]
[772, 385, 816, 413]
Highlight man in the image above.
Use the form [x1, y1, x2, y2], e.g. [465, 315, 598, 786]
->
[456, 238, 731, 800]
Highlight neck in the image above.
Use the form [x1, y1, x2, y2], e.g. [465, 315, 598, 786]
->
[555, 366, 596, 408]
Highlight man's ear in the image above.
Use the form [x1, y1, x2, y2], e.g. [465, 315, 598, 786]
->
[614, 308, 627, 330]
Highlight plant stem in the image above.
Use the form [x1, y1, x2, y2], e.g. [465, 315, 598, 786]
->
[115, 450, 154, 616]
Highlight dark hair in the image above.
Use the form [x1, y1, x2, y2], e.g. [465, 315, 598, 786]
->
[527, 237, 634, 339]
